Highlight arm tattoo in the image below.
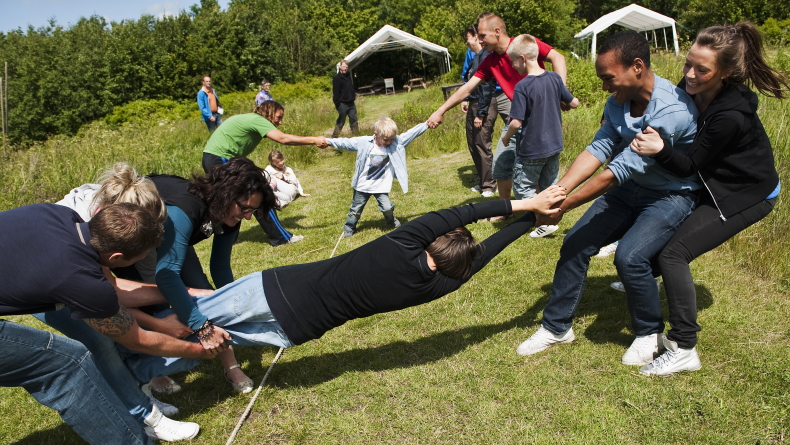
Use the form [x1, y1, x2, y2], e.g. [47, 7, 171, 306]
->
[85, 306, 135, 340]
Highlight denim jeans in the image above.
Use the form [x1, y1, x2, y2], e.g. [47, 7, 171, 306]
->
[33, 309, 153, 424]
[541, 180, 696, 336]
[0, 320, 152, 445]
[344, 190, 394, 233]
[204, 113, 222, 131]
[512, 153, 560, 199]
[122, 272, 293, 383]
[492, 124, 518, 181]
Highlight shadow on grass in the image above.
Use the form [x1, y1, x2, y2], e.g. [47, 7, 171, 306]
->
[522, 277, 714, 347]
[10, 424, 83, 445]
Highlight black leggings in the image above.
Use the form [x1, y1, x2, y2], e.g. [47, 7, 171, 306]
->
[659, 197, 776, 348]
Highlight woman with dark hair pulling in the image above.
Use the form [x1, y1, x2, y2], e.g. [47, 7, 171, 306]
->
[630, 21, 787, 375]
[147, 157, 276, 393]
[202, 101, 328, 246]
[118, 186, 566, 381]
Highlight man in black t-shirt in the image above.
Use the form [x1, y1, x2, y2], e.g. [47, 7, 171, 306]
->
[0, 203, 219, 444]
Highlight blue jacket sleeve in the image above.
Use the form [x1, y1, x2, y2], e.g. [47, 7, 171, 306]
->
[397, 123, 429, 148]
[155, 206, 208, 330]
[328, 137, 367, 151]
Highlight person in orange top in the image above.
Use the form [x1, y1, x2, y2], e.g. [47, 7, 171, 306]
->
[197, 76, 223, 132]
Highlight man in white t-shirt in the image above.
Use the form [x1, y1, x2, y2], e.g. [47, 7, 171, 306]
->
[327, 117, 429, 237]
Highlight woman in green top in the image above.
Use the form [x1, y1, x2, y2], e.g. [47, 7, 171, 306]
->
[202, 101, 328, 246]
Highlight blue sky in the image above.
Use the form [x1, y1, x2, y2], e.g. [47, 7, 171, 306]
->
[1, 0, 232, 33]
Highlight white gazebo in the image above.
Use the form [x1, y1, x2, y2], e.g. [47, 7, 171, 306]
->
[339, 25, 451, 74]
[574, 4, 679, 58]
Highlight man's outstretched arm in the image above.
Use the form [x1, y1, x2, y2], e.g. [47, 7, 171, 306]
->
[427, 77, 482, 128]
[84, 307, 221, 359]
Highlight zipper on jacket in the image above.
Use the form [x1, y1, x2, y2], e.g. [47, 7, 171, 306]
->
[690, 118, 727, 221]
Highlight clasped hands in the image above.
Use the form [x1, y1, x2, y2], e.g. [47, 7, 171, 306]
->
[630, 126, 664, 156]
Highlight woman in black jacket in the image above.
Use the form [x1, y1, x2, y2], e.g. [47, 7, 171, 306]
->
[631, 21, 788, 375]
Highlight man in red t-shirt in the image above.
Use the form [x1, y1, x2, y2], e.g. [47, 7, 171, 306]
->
[428, 15, 567, 207]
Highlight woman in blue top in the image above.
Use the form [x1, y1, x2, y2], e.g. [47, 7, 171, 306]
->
[151, 157, 275, 392]
[631, 22, 787, 376]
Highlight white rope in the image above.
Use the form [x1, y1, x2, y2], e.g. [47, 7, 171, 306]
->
[225, 346, 284, 445]
[226, 231, 346, 444]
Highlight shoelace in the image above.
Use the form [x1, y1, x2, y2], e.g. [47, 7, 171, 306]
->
[651, 349, 677, 369]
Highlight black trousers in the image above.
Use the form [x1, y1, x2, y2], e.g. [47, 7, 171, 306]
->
[659, 197, 776, 348]
[335, 102, 358, 128]
[465, 99, 497, 192]
[202, 152, 294, 246]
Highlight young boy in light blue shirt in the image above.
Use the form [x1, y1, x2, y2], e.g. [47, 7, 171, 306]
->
[327, 118, 429, 237]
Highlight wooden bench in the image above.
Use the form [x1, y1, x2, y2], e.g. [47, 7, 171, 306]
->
[403, 77, 427, 92]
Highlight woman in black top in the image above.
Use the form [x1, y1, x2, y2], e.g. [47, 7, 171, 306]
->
[121, 187, 566, 382]
[631, 22, 787, 376]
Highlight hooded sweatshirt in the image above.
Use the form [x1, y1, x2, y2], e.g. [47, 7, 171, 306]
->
[651, 81, 780, 219]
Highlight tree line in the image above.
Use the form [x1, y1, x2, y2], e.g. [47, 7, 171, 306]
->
[1, 0, 787, 143]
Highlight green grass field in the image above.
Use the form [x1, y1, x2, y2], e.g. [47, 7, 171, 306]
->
[0, 62, 788, 444]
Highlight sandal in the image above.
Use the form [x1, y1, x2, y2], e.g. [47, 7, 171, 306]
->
[149, 376, 182, 395]
[225, 364, 254, 394]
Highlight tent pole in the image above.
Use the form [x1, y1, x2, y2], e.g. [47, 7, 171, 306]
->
[591, 33, 597, 59]
[672, 23, 679, 56]
[663, 28, 669, 52]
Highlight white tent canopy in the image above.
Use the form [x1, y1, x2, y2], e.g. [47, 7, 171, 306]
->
[340, 25, 451, 74]
[574, 4, 679, 58]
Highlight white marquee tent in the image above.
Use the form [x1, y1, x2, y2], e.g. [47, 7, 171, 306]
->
[340, 25, 451, 74]
[574, 4, 679, 58]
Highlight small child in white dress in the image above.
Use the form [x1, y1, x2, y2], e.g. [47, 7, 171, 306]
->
[264, 150, 310, 209]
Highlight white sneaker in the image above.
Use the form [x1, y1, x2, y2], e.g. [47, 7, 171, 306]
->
[516, 326, 575, 356]
[530, 225, 559, 238]
[141, 383, 179, 417]
[481, 190, 495, 198]
[594, 242, 618, 258]
[622, 333, 665, 366]
[143, 404, 199, 442]
[287, 234, 304, 244]
[610, 277, 661, 293]
[470, 185, 482, 193]
[640, 337, 702, 376]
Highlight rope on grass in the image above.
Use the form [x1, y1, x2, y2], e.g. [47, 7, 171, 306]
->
[226, 232, 347, 444]
[225, 346, 285, 445]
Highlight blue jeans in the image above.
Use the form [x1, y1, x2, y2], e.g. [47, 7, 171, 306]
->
[492, 124, 518, 181]
[344, 190, 395, 233]
[33, 309, 153, 424]
[204, 113, 222, 131]
[541, 181, 696, 336]
[512, 153, 560, 199]
[122, 272, 293, 383]
[0, 320, 152, 445]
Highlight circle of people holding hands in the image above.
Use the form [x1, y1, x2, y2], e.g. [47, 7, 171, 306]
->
[1, 12, 786, 445]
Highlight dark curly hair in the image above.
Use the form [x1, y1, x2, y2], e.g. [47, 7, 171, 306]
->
[188, 158, 275, 225]
[599, 30, 651, 69]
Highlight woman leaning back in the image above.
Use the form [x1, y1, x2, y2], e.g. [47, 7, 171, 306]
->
[630, 21, 787, 376]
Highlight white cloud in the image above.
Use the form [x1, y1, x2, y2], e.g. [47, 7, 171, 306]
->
[144, 1, 181, 19]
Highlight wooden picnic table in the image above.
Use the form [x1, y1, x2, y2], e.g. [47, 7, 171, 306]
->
[404, 77, 427, 92]
[441, 83, 464, 100]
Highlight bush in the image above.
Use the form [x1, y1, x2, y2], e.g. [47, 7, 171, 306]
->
[269, 77, 333, 103]
[103, 99, 198, 128]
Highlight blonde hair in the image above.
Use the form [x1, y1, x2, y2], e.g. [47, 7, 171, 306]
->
[91, 163, 167, 224]
[268, 149, 285, 168]
[373, 117, 398, 139]
[507, 34, 538, 62]
[478, 14, 506, 35]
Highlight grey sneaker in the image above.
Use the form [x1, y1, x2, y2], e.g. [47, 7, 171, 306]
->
[611, 277, 661, 293]
[342, 230, 354, 238]
[141, 383, 179, 417]
[516, 326, 575, 356]
[622, 333, 665, 366]
[143, 404, 199, 442]
[287, 234, 304, 244]
[470, 185, 482, 193]
[391, 218, 401, 228]
[640, 337, 702, 376]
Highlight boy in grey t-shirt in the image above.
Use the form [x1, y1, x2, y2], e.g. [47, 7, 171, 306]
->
[502, 34, 579, 237]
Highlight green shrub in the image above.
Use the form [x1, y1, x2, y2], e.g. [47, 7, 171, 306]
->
[269, 77, 333, 103]
[103, 99, 199, 128]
